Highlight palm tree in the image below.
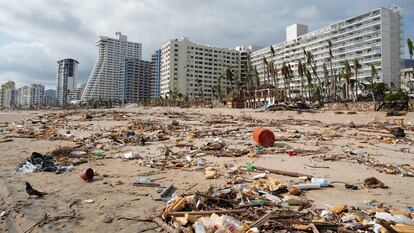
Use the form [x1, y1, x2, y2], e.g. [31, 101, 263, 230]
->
[245, 53, 256, 107]
[370, 63, 378, 104]
[343, 59, 352, 101]
[287, 63, 294, 100]
[263, 57, 271, 102]
[303, 49, 322, 91]
[215, 74, 224, 100]
[328, 40, 336, 100]
[304, 64, 312, 100]
[269, 45, 278, 103]
[408, 38, 414, 70]
[254, 66, 261, 106]
[323, 63, 329, 99]
[281, 62, 289, 101]
[298, 60, 305, 101]
[352, 58, 362, 101]
[196, 79, 204, 100]
[224, 66, 235, 88]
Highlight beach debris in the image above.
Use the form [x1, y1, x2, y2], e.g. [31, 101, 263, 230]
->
[253, 128, 275, 147]
[154, 184, 175, 201]
[84, 199, 94, 204]
[120, 152, 140, 160]
[16, 152, 73, 174]
[80, 168, 95, 181]
[363, 177, 388, 189]
[390, 127, 405, 138]
[133, 177, 160, 187]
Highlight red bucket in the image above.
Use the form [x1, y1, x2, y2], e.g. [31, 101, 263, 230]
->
[80, 168, 94, 181]
[253, 128, 275, 147]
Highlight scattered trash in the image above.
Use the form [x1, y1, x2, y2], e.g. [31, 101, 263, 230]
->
[390, 127, 405, 138]
[246, 163, 256, 172]
[133, 177, 159, 187]
[253, 173, 267, 180]
[363, 177, 388, 189]
[121, 152, 140, 160]
[83, 199, 94, 204]
[80, 168, 95, 181]
[310, 178, 331, 187]
[16, 152, 73, 174]
[252, 128, 275, 147]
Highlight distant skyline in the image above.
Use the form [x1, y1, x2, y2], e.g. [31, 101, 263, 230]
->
[0, 0, 413, 89]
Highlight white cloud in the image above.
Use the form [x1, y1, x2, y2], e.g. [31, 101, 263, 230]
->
[0, 0, 412, 89]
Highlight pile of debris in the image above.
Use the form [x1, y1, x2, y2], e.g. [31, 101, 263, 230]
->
[156, 175, 414, 232]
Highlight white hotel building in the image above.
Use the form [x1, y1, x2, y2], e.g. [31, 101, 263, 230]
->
[251, 6, 403, 101]
[160, 37, 241, 100]
[82, 32, 142, 101]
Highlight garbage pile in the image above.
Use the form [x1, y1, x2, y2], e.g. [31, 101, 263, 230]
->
[157, 170, 414, 233]
[16, 151, 74, 174]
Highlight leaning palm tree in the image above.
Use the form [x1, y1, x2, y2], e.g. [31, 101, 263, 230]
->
[352, 58, 362, 101]
[303, 49, 322, 91]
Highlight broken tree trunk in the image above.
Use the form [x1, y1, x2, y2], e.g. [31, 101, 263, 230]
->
[255, 166, 312, 178]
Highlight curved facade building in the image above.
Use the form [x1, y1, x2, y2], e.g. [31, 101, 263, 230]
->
[82, 32, 142, 101]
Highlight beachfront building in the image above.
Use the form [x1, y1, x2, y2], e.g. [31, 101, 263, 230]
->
[150, 49, 161, 99]
[56, 58, 79, 105]
[250, 6, 403, 104]
[82, 32, 142, 101]
[15, 84, 45, 108]
[1, 81, 16, 109]
[68, 83, 86, 102]
[29, 84, 45, 107]
[160, 37, 241, 100]
[121, 58, 152, 104]
[401, 68, 414, 94]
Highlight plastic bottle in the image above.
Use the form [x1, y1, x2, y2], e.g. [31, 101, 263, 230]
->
[222, 216, 243, 233]
[193, 221, 206, 233]
[294, 183, 321, 190]
[311, 178, 331, 187]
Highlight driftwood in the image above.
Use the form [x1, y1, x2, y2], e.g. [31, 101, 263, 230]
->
[153, 217, 180, 233]
[250, 210, 275, 228]
[255, 166, 312, 178]
[169, 209, 246, 217]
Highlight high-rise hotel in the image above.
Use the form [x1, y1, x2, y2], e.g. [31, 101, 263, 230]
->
[82, 32, 142, 101]
[160, 37, 241, 100]
[251, 6, 403, 98]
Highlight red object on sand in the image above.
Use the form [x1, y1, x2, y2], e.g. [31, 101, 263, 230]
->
[253, 128, 275, 147]
[80, 168, 94, 181]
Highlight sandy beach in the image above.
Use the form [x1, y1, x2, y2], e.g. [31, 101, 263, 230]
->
[0, 107, 413, 232]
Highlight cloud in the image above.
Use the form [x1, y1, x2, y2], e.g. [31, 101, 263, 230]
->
[0, 0, 412, 89]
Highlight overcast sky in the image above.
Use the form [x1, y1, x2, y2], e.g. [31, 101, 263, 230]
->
[0, 0, 413, 89]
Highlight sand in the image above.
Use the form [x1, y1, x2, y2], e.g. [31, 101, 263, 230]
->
[0, 107, 413, 233]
